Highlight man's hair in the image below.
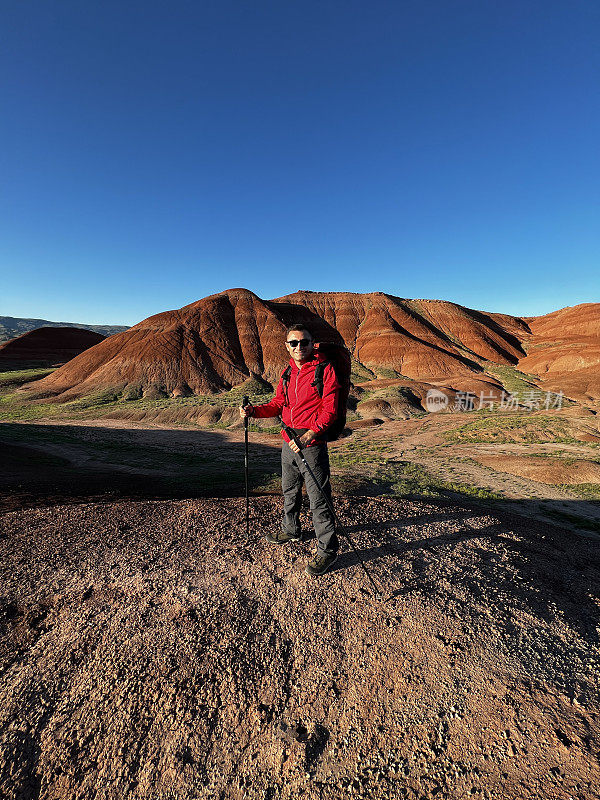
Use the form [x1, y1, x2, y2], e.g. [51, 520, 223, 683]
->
[285, 322, 313, 339]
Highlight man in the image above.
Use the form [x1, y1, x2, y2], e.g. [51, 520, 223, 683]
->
[239, 323, 341, 576]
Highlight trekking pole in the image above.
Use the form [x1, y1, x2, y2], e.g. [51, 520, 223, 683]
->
[243, 395, 250, 542]
[280, 421, 382, 598]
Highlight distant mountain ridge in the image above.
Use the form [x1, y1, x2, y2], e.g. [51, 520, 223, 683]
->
[0, 316, 129, 344]
[19, 289, 600, 408]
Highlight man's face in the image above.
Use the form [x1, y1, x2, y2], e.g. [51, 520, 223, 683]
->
[285, 329, 314, 364]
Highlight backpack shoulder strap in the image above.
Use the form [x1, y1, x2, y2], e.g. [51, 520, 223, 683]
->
[311, 360, 329, 398]
[281, 365, 292, 403]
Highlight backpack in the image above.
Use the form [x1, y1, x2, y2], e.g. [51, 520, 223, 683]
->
[281, 342, 351, 441]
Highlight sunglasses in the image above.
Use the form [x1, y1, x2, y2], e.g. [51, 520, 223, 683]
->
[286, 338, 312, 348]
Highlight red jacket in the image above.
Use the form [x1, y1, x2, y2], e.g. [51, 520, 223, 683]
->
[252, 352, 341, 446]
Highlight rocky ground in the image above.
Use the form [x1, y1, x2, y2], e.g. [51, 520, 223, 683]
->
[1, 489, 600, 799]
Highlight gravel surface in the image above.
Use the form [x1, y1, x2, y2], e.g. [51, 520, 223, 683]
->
[1, 494, 599, 799]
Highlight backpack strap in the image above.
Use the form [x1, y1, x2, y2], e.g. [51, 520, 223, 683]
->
[281, 365, 291, 404]
[311, 361, 329, 399]
[282, 361, 332, 400]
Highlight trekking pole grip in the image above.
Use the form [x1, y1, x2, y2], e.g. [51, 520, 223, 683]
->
[242, 395, 251, 420]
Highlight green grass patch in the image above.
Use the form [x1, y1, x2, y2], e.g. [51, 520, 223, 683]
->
[329, 435, 502, 500]
[480, 363, 574, 412]
[350, 357, 375, 384]
[0, 368, 57, 388]
[207, 379, 274, 407]
[356, 384, 417, 403]
[251, 472, 282, 493]
[0, 394, 67, 421]
[329, 438, 393, 470]
[372, 367, 402, 380]
[383, 460, 503, 500]
[66, 387, 125, 411]
[482, 363, 540, 397]
[558, 483, 600, 501]
[443, 414, 582, 445]
[247, 423, 282, 435]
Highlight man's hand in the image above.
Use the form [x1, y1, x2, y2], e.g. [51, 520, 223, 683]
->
[289, 429, 317, 453]
[239, 403, 254, 419]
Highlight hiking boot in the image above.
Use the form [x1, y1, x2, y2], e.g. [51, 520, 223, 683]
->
[265, 530, 302, 545]
[305, 551, 338, 576]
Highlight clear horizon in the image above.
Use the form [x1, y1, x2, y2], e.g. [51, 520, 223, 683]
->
[1, 1, 598, 327]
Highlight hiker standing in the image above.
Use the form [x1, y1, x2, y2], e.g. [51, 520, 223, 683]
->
[239, 323, 341, 576]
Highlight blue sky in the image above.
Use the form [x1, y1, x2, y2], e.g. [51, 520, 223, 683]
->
[1, 0, 598, 325]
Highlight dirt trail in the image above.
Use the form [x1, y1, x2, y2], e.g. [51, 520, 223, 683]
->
[1, 494, 600, 799]
[19, 417, 278, 455]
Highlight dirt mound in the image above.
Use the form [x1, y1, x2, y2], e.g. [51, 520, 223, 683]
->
[352, 381, 425, 420]
[20, 290, 531, 404]
[519, 338, 600, 375]
[357, 397, 411, 420]
[0, 327, 105, 366]
[475, 454, 600, 485]
[523, 303, 600, 338]
[353, 378, 509, 417]
[400, 299, 529, 362]
[346, 418, 385, 429]
[0, 495, 599, 799]
[518, 304, 600, 404]
[516, 355, 600, 406]
[275, 291, 526, 378]
[20, 289, 291, 401]
[522, 366, 600, 407]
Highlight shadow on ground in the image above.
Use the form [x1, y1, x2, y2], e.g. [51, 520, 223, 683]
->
[320, 492, 600, 708]
[0, 422, 282, 511]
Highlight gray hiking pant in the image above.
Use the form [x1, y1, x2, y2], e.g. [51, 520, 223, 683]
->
[281, 439, 339, 555]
